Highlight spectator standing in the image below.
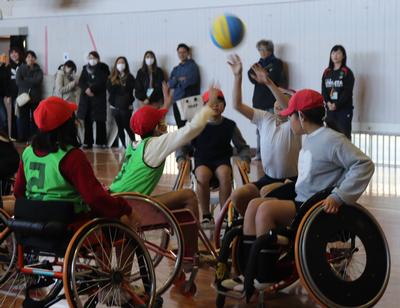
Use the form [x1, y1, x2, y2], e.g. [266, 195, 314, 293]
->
[107, 56, 136, 148]
[15, 50, 43, 142]
[321, 45, 355, 139]
[77, 51, 110, 149]
[135, 51, 165, 109]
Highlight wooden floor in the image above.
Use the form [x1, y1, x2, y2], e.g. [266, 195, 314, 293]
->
[4, 146, 400, 307]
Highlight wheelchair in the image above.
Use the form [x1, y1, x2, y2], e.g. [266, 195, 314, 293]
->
[0, 198, 156, 307]
[174, 157, 250, 241]
[215, 182, 391, 308]
[113, 192, 218, 297]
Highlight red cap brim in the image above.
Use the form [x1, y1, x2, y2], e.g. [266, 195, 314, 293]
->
[279, 106, 295, 117]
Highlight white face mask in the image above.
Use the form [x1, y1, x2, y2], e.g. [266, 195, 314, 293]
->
[88, 59, 98, 66]
[116, 63, 126, 73]
[145, 57, 154, 66]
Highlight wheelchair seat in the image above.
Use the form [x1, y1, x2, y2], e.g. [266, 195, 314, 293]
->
[9, 198, 75, 255]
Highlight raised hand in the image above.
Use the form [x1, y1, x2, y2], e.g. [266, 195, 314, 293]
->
[162, 81, 173, 109]
[227, 54, 243, 76]
[249, 63, 273, 85]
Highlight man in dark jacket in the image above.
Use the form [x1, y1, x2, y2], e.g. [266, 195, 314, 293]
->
[15, 50, 43, 142]
[168, 43, 200, 128]
[248, 40, 284, 159]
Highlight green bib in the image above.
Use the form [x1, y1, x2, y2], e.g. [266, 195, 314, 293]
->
[110, 138, 165, 195]
[23, 146, 89, 214]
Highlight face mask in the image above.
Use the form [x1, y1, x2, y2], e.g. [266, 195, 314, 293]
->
[116, 63, 126, 72]
[88, 59, 98, 66]
[145, 57, 154, 66]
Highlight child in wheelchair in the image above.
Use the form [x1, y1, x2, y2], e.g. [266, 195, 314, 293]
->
[188, 88, 251, 226]
[221, 88, 375, 296]
[227, 54, 301, 216]
[110, 84, 217, 261]
[13, 96, 138, 227]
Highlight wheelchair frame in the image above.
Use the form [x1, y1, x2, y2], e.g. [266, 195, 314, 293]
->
[214, 184, 391, 308]
[0, 200, 157, 308]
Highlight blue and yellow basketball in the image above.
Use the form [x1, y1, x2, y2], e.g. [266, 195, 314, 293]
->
[210, 14, 245, 49]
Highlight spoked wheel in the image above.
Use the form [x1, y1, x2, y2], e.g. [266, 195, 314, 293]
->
[0, 209, 19, 306]
[112, 193, 184, 296]
[0, 209, 16, 284]
[63, 219, 156, 307]
[295, 202, 390, 307]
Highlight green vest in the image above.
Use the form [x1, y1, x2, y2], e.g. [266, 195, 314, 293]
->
[110, 138, 165, 195]
[23, 146, 89, 214]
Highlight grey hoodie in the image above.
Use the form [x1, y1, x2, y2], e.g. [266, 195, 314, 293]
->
[295, 126, 374, 204]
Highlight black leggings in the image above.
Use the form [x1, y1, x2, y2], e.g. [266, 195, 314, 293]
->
[111, 108, 135, 147]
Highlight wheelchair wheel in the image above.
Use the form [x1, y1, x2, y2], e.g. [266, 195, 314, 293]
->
[63, 219, 156, 308]
[295, 202, 390, 307]
[0, 209, 16, 284]
[113, 193, 184, 296]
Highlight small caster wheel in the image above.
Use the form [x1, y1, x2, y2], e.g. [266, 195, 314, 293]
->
[173, 271, 186, 287]
[216, 294, 226, 308]
[180, 282, 197, 297]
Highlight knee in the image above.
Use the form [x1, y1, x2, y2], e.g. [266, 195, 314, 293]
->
[255, 204, 273, 226]
[195, 169, 211, 186]
[181, 189, 197, 202]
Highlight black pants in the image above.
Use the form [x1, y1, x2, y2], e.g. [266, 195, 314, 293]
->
[111, 108, 135, 147]
[17, 101, 38, 142]
[84, 115, 107, 146]
[326, 108, 353, 139]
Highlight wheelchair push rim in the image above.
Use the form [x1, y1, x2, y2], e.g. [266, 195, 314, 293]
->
[112, 192, 185, 296]
[63, 219, 156, 308]
[295, 202, 390, 308]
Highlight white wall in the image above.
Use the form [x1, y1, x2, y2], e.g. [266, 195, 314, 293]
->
[1, 0, 399, 146]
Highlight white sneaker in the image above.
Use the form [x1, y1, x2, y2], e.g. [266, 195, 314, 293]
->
[221, 275, 244, 292]
[201, 216, 215, 229]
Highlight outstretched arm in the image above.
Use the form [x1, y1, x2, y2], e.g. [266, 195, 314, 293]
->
[249, 63, 289, 109]
[227, 54, 254, 120]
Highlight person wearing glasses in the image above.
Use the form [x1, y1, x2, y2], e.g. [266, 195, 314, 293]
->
[248, 40, 284, 160]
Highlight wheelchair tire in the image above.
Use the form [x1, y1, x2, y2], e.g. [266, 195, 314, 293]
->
[295, 202, 390, 307]
[63, 219, 156, 308]
[0, 209, 16, 284]
[113, 192, 184, 296]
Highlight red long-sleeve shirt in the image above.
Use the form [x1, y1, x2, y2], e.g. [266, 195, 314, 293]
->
[14, 147, 131, 219]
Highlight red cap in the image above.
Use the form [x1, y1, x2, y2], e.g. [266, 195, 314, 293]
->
[33, 96, 77, 132]
[130, 106, 168, 137]
[280, 89, 324, 117]
[202, 89, 225, 104]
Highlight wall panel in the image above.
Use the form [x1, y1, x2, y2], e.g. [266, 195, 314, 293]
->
[1, 0, 399, 145]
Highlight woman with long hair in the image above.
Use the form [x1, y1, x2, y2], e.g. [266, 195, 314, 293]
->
[107, 56, 136, 147]
[135, 51, 165, 108]
[321, 45, 355, 139]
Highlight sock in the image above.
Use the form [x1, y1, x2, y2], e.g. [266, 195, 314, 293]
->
[237, 235, 256, 274]
[256, 244, 280, 283]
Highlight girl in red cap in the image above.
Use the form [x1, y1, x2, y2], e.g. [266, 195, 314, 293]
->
[13, 96, 138, 227]
[222, 88, 374, 294]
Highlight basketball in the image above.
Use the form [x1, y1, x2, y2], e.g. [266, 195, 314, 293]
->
[210, 14, 245, 49]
